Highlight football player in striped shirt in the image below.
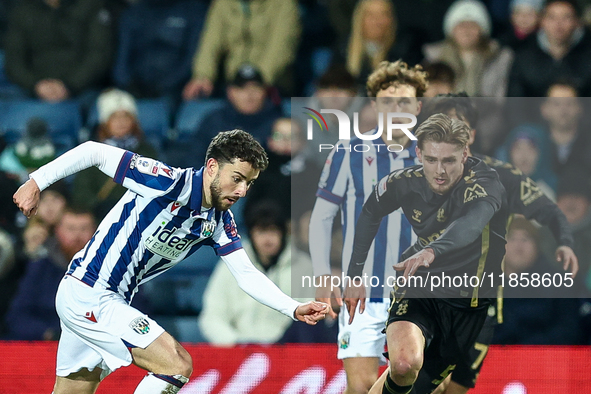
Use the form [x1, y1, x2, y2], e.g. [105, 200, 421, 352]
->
[13, 129, 329, 394]
[309, 60, 427, 394]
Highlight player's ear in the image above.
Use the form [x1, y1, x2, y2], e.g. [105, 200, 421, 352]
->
[415, 99, 422, 115]
[415, 145, 422, 162]
[205, 158, 219, 176]
[461, 146, 468, 163]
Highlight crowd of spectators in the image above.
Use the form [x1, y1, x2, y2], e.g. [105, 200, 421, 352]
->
[0, 0, 590, 346]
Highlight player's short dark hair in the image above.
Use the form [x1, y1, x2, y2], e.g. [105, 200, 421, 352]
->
[420, 92, 478, 129]
[415, 113, 470, 150]
[205, 129, 268, 171]
[366, 60, 429, 98]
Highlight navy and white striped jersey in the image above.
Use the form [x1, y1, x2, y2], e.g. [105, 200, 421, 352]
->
[68, 153, 241, 302]
[313, 135, 419, 299]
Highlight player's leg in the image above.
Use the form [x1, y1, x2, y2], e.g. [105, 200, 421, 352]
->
[53, 367, 102, 394]
[441, 304, 497, 394]
[339, 301, 390, 393]
[343, 357, 380, 394]
[368, 367, 389, 394]
[383, 320, 424, 393]
[131, 331, 192, 393]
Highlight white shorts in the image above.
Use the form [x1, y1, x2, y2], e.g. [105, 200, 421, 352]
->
[55, 275, 165, 378]
[337, 299, 389, 360]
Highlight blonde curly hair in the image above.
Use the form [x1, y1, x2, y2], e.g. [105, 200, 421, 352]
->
[366, 60, 429, 98]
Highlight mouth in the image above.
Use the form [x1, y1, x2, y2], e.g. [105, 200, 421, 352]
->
[226, 197, 238, 205]
[434, 178, 446, 185]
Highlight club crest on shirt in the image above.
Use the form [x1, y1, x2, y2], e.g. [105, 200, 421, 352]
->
[200, 220, 216, 238]
[129, 317, 150, 335]
[437, 208, 447, 223]
[463, 184, 488, 203]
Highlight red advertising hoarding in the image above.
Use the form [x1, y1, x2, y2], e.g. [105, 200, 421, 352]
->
[0, 342, 589, 393]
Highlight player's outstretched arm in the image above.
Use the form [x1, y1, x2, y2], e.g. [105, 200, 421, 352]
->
[221, 249, 331, 322]
[13, 178, 40, 218]
[294, 301, 331, 325]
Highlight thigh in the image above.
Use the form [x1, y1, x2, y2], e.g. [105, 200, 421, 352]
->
[131, 331, 191, 375]
[56, 276, 165, 376]
[53, 368, 102, 394]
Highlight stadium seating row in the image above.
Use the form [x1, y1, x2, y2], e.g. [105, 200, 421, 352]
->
[0, 98, 292, 156]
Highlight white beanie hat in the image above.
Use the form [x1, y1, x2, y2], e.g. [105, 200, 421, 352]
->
[97, 89, 138, 123]
[443, 0, 492, 37]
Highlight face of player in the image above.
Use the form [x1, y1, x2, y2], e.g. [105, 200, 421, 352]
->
[55, 212, 96, 261]
[208, 159, 259, 211]
[417, 141, 468, 195]
[373, 84, 422, 141]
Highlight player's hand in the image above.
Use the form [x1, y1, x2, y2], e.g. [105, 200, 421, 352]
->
[13, 178, 41, 218]
[556, 245, 578, 277]
[394, 248, 435, 280]
[315, 275, 342, 319]
[343, 278, 366, 325]
[294, 301, 330, 325]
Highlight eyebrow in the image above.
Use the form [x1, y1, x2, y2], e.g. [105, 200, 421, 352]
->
[233, 171, 247, 179]
[423, 155, 456, 161]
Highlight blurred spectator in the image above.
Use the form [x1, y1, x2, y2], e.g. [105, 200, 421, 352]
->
[336, 0, 422, 89]
[0, 136, 20, 236]
[423, 61, 456, 97]
[5, 0, 113, 103]
[0, 117, 56, 183]
[498, 0, 544, 50]
[423, 0, 514, 97]
[326, 0, 358, 50]
[492, 216, 582, 345]
[296, 64, 362, 166]
[0, 228, 16, 337]
[393, 0, 456, 52]
[72, 89, 157, 220]
[508, 0, 591, 96]
[245, 118, 322, 223]
[4, 207, 97, 340]
[539, 170, 591, 294]
[113, 0, 208, 100]
[539, 81, 591, 175]
[199, 201, 313, 345]
[496, 123, 558, 197]
[182, 0, 300, 99]
[182, 64, 282, 168]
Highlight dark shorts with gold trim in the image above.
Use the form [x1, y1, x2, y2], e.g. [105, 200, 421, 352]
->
[385, 291, 489, 392]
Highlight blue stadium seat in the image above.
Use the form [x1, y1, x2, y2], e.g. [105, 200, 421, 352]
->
[174, 99, 225, 141]
[0, 100, 82, 153]
[86, 97, 171, 154]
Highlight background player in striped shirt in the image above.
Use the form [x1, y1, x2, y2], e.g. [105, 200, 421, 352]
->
[13, 129, 329, 394]
[309, 60, 427, 394]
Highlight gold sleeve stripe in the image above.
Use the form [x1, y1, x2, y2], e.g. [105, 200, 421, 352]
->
[471, 223, 490, 307]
